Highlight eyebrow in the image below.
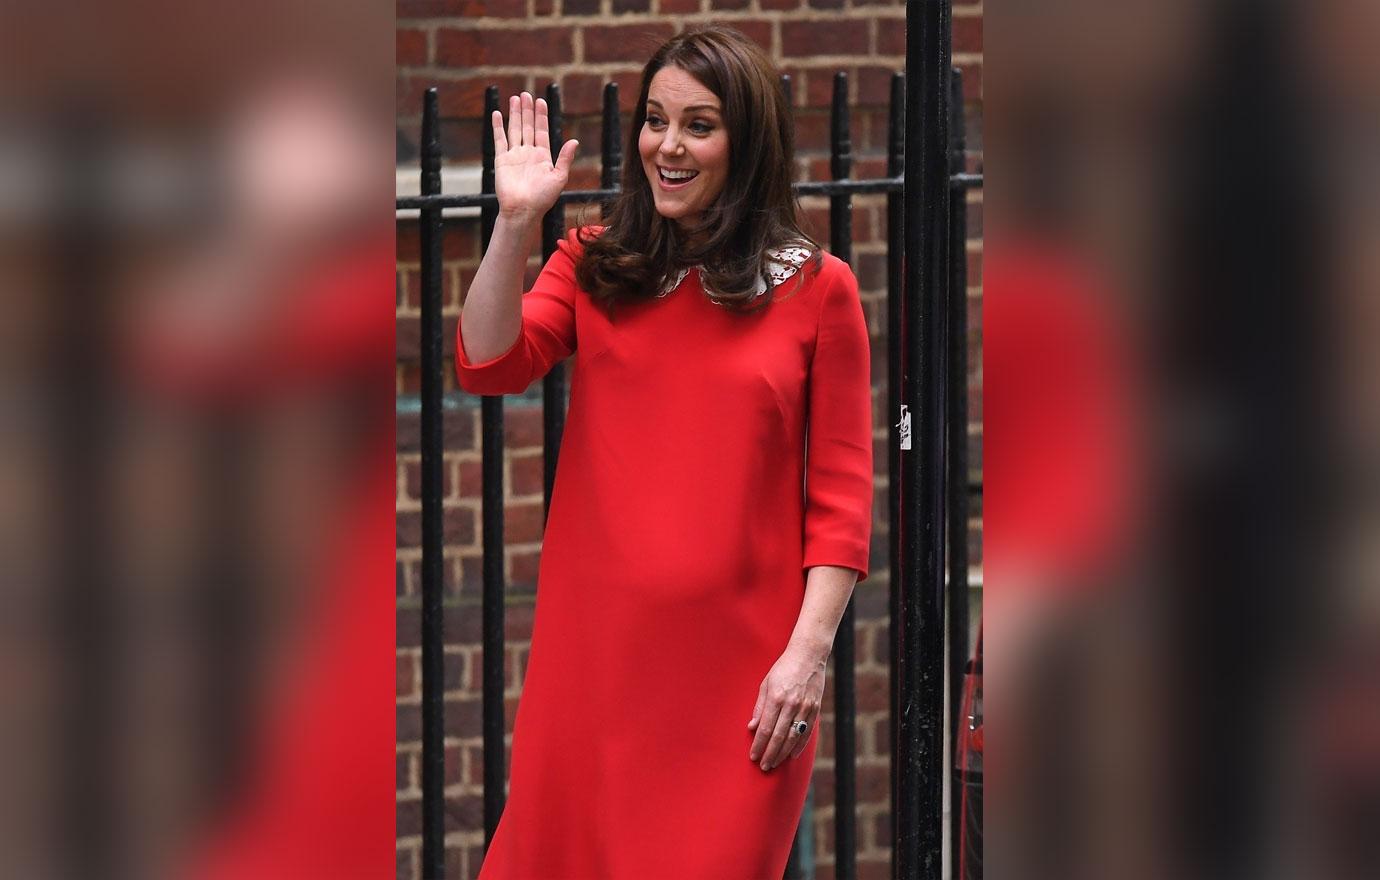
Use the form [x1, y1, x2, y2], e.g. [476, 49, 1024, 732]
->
[646, 98, 721, 114]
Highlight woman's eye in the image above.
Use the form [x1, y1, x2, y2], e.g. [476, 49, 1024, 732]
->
[644, 115, 713, 135]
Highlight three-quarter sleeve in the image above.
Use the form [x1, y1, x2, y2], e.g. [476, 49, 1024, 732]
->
[802, 263, 875, 584]
[454, 228, 586, 396]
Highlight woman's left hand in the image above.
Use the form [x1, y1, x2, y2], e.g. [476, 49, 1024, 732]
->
[748, 645, 828, 772]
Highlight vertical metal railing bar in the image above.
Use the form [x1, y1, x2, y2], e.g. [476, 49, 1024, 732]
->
[898, 1, 953, 879]
[541, 83, 568, 521]
[479, 85, 509, 850]
[945, 65, 971, 879]
[418, 87, 448, 880]
[783, 784, 814, 880]
[600, 83, 622, 216]
[830, 72, 855, 268]
[885, 69, 906, 879]
[828, 69, 860, 880]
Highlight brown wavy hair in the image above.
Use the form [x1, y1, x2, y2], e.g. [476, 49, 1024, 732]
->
[573, 25, 822, 315]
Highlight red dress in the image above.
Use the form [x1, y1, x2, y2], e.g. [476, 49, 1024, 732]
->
[456, 226, 873, 880]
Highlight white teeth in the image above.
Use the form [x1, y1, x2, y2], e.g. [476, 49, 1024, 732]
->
[660, 168, 698, 180]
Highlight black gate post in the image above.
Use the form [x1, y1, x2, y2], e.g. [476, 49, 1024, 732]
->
[540, 83, 568, 518]
[828, 70, 861, 880]
[945, 65, 971, 879]
[896, 2, 952, 880]
[478, 85, 509, 852]
[418, 87, 448, 880]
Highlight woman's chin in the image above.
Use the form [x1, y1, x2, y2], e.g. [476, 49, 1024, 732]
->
[667, 211, 703, 228]
[649, 204, 708, 237]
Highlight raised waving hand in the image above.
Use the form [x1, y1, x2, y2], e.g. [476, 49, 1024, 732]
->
[493, 91, 579, 222]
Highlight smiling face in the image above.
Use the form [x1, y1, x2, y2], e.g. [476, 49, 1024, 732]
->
[638, 65, 731, 233]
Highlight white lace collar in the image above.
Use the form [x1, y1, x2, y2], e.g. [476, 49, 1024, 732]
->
[656, 242, 815, 302]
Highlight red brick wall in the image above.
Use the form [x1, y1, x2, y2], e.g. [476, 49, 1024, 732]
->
[397, 0, 982, 174]
[396, 4, 982, 877]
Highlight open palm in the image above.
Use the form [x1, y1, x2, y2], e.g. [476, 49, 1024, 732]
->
[493, 91, 579, 221]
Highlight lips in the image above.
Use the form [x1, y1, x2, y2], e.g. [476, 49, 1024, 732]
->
[657, 166, 699, 189]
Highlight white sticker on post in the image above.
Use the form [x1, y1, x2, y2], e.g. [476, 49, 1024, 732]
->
[897, 404, 912, 450]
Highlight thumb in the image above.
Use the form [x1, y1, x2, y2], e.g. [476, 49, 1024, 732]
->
[554, 139, 579, 176]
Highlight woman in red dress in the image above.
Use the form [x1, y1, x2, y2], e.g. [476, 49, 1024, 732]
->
[458, 26, 873, 878]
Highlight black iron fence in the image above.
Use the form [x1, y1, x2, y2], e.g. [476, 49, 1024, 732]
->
[397, 17, 981, 880]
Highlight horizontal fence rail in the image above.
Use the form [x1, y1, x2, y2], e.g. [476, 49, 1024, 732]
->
[394, 173, 982, 213]
[399, 53, 982, 878]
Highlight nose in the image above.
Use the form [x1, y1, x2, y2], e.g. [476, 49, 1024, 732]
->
[658, 125, 686, 157]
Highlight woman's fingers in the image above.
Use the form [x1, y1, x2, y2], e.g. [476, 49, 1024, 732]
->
[496, 93, 576, 181]
[507, 94, 521, 149]
[534, 96, 550, 153]
[491, 109, 508, 153]
[553, 138, 579, 177]
[749, 697, 779, 765]
[748, 686, 765, 734]
[751, 693, 804, 771]
[788, 708, 816, 761]
[759, 705, 800, 771]
[522, 91, 535, 149]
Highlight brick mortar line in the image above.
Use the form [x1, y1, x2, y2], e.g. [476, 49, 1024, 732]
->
[396, 497, 522, 512]
[399, 49, 980, 67]
[398, 12, 862, 28]
[400, 56, 978, 84]
[398, 0, 981, 17]
[444, 830, 487, 844]
[442, 735, 481, 750]
[399, 9, 914, 30]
